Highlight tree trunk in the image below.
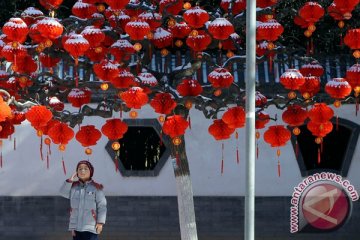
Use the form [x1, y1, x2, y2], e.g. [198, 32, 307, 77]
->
[171, 136, 198, 240]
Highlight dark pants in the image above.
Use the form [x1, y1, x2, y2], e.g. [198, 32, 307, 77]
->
[73, 231, 99, 240]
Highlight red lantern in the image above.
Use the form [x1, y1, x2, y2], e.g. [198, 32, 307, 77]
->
[168, 22, 191, 39]
[333, 0, 359, 16]
[101, 118, 128, 140]
[299, 2, 325, 24]
[104, 0, 130, 11]
[346, 63, 360, 89]
[85, 45, 107, 62]
[137, 72, 158, 87]
[8, 107, 26, 125]
[93, 59, 120, 81]
[21, 7, 44, 26]
[120, 87, 148, 109]
[299, 61, 324, 77]
[163, 115, 189, 138]
[208, 68, 234, 88]
[25, 105, 53, 129]
[67, 87, 92, 108]
[39, 53, 61, 68]
[150, 93, 177, 115]
[282, 105, 308, 127]
[91, 13, 105, 28]
[39, 119, 60, 135]
[186, 30, 212, 52]
[39, 0, 63, 10]
[2, 18, 28, 43]
[108, 12, 130, 30]
[110, 69, 135, 89]
[208, 119, 235, 140]
[125, 20, 151, 41]
[222, 33, 241, 51]
[308, 103, 334, 123]
[15, 55, 38, 74]
[263, 125, 291, 147]
[159, 0, 183, 15]
[152, 27, 173, 49]
[138, 12, 162, 30]
[63, 34, 90, 59]
[256, 111, 270, 129]
[36, 17, 64, 41]
[220, 0, 246, 15]
[328, 3, 344, 21]
[81, 26, 105, 47]
[257, 0, 278, 8]
[0, 120, 15, 139]
[0, 96, 11, 122]
[256, 91, 268, 107]
[307, 121, 333, 138]
[48, 122, 74, 145]
[208, 18, 235, 40]
[256, 19, 284, 42]
[176, 79, 203, 96]
[325, 78, 352, 99]
[72, 1, 97, 19]
[299, 76, 321, 97]
[48, 96, 64, 111]
[222, 106, 246, 129]
[109, 39, 135, 62]
[294, 15, 310, 28]
[279, 69, 305, 90]
[75, 125, 102, 147]
[183, 6, 209, 29]
[344, 29, 360, 50]
[1, 43, 27, 62]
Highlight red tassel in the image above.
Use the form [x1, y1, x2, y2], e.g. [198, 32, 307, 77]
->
[236, 147, 239, 164]
[268, 55, 273, 73]
[317, 148, 321, 164]
[340, 33, 343, 46]
[221, 159, 224, 175]
[277, 160, 281, 177]
[321, 141, 323, 153]
[0, 151, 2, 168]
[62, 157, 66, 175]
[256, 143, 259, 159]
[48, 144, 51, 155]
[120, 104, 123, 119]
[46, 152, 49, 169]
[176, 152, 180, 167]
[159, 130, 163, 146]
[14, 137, 16, 150]
[295, 140, 299, 158]
[221, 142, 224, 174]
[75, 58, 79, 87]
[40, 136, 44, 161]
[188, 115, 191, 130]
[115, 156, 119, 172]
[336, 115, 339, 131]
[356, 98, 359, 116]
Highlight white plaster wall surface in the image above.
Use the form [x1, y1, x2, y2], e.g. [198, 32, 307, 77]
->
[0, 104, 358, 197]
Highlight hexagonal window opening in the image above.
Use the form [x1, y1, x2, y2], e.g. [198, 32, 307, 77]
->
[105, 119, 171, 177]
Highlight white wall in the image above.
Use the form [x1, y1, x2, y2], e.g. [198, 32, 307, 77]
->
[0, 104, 359, 197]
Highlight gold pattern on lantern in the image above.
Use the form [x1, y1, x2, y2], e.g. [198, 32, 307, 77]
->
[172, 137, 182, 146]
[315, 137, 322, 144]
[183, 2, 191, 9]
[85, 147, 92, 155]
[338, 21, 345, 28]
[287, 91, 297, 99]
[133, 43, 142, 51]
[59, 144, 66, 151]
[293, 127, 300, 136]
[112, 141, 120, 151]
[334, 100, 341, 108]
[100, 83, 109, 91]
[129, 110, 138, 118]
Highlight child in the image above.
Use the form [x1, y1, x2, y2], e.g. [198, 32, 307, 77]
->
[60, 160, 107, 240]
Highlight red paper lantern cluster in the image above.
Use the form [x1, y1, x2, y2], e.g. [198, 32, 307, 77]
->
[162, 115, 189, 138]
[75, 125, 102, 147]
[63, 34, 90, 59]
[208, 68, 234, 88]
[138, 12, 162, 30]
[177, 79, 203, 96]
[150, 93, 177, 115]
[120, 87, 148, 109]
[222, 106, 246, 129]
[208, 119, 235, 140]
[101, 119, 128, 140]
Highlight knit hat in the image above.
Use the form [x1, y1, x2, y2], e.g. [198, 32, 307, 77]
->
[76, 160, 94, 178]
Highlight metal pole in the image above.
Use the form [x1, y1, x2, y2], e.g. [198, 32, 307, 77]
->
[245, 0, 256, 240]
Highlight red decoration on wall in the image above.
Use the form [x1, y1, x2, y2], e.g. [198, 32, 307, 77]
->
[163, 115, 189, 138]
[101, 119, 128, 140]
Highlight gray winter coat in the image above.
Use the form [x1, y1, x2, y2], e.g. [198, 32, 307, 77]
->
[60, 180, 107, 234]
